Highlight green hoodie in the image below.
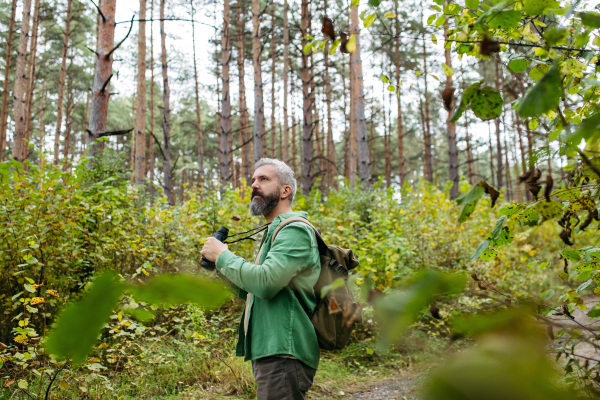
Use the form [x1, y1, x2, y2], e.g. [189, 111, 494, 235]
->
[215, 211, 321, 369]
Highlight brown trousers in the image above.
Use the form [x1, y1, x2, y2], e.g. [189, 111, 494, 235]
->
[251, 356, 317, 400]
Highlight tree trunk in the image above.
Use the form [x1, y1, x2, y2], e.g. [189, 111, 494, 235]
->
[349, 57, 357, 187]
[52, 0, 73, 164]
[342, 62, 349, 181]
[22, 0, 41, 162]
[494, 56, 503, 188]
[324, 0, 335, 188]
[38, 81, 45, 161]
[252, 0, 264, 164]
[488, 123, 495, 186]
[236, 1, 249, 183]
[383, 95, 391, 188]
[0, 0, 17, 160]
[282, 0, 290, 165]
[149, 0, 156, 195]
[291, 71, 297, 173]
[11, 0, 33, 162]
[130, 92, 136, 174]
[512, 135, 523, 202]
[444, 12, 458, 199]
[62, 82, 74, 164]
[461, 64, 474, 185]
[270, 0, 276, 158]
[350, 6, 370, 187]
[422, 39, 433, 182]
[87, 0, 117, 157]
[220, 0, 232, 189]
[504, 133, 512, 202]
[300, 0, 312, 194]
[161, 0, 174, 205]
[135, 0, 147, 184]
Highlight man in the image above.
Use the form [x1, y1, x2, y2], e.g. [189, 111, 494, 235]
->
[201, 158, 321, 400]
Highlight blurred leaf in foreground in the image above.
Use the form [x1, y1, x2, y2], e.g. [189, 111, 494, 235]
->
[425, 308, 585, 400]
[374, 270, 466, 347]
[45, 271, 124, 364]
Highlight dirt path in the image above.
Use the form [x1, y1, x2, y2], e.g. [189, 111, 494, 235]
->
[344, 373, 422, 399]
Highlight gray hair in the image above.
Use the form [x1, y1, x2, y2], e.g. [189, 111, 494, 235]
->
[254, 158, 297, 204]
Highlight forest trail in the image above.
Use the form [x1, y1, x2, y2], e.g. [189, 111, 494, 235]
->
[342, 372, 422, 400]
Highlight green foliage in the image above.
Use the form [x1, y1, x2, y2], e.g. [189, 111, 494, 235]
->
[517, 64, 562, 118]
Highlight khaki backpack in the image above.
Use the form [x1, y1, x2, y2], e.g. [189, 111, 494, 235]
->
[271, 216, 362, 350]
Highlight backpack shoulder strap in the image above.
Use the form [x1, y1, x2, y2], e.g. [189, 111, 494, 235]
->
[270, 216, 327, 252]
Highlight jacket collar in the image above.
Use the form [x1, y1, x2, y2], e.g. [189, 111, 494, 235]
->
[268, 211, 308, 234]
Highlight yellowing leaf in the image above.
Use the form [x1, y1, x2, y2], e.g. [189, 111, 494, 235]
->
[337, 226, 345, 231]
[431, 34, 438, 45]
[364, 14, 376, 28]
[442, 63, 454, 76]
[217, 210, 225, 216]
[384, 12, 396, 18]
[346, 34, 357, 53]
[59, 379, 70, 390]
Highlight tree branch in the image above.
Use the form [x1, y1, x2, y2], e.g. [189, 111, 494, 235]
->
[148, 130, 166, 161]
[100, 73, 113, 93]
[98, 128, 133, 138]
[106, 15, 135, 59]
[115, 18, 217, 30]
[89, 0, 105, 22]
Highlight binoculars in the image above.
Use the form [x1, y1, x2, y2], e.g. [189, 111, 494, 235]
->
[201, 226, 229, 270]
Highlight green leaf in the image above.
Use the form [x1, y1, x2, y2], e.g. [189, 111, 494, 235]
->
[517, 64, 562, 119]
[456, 182, 485, 223]
[303, 43, 312, 54]
[480, 248, 498, 261]
[350, 0, 360, 7]
[427, 14, 436, 25]
[519, 207, 540, 226]
[321, 277, 346, 298]
[435, 16, 446, 27]
[364, 14, 376, 28]
[128, 274, 230, 308]
[488, 10, 521, 30]
[523, 0, 559, 16]
[499, 203, 525, 217]
[508, 58, 531, 73]
[541, 289, 554, 299]
[45, 272, 125, 364]
[465, 0, 479, 9]
[577, 279, 593, 293]
[544, 27, 569, 46]
[490, 216, 508, 240]
[562, 250, 581, 262]
[490, 227, 514, 247]
[433, 0, 444, 5]
[368, 0, 381, 7]
[359, 10, 368, 21]
[470, 88, 503, 121]
[301, 35, 314, 40]
[565, 112, 600, 148]
[534, 200, 563, 220]
[387, 85, 396, 92]
[444, 3, 461, 15]
[451, 84, 479, 122]
[579, 12, 600, 28]
[471, 239, 491, 261]
[442, 63, 454, 76]
[381, 75, 389, 83]
[18, 380, 28, 389]
[431, 34, 438, 45]
[529, 64, 550, 81]
[329, 38, 341, 55]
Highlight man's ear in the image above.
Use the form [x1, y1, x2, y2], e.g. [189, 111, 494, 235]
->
[281, 185, 292, 200]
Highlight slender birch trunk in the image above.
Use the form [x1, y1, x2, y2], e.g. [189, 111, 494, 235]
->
[161, 0, 174, 205]
[252, 0, 264, 163]
[0, 0, 17, 160]
[53, 0, 73, 164]
[494, 56, 503, 188]
[300, 0, 313, 194]
[236, 1, 249, 183]
[282, 0, 290, 165]
[444, 7, 458, 199]
[135, 0, 147, 184]
[350, 5, 370, 187]
[38, 81, 45, 160]
[11, 0, 33, 162]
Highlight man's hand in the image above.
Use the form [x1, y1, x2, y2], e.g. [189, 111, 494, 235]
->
[201, 237, 229, 263]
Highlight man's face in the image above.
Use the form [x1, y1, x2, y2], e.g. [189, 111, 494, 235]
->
[250, 165, 281, 216]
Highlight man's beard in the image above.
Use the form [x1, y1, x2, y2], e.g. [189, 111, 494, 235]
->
[249, 188, 280, 216]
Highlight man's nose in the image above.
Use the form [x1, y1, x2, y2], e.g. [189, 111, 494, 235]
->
[251, 180, 259, 190]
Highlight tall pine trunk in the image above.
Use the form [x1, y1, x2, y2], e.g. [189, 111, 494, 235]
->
[252, 0, 264, 163]
[342, 62, 349, 181]
[53, 0, 73, 164]
[149, 0, 156, 194]
[236, 1, 249, 183]
[422, 38, 433, 182]
[349, 57, 357, 187]
[444, 8, 458, 199]
[282, 0, 290, 165]
[22, 0, 41, 161]
[350, 5, 370, 187]
[291, 72, 297, 173]
[324, 0, 335, 188]
[383, 93, 391, 188]
[300, 0, 313, 194]
[62, 81, 74, 165]
[394, 0, 405, 186]
[135, 0, 147, 184]
[220, 0, 232, 188]
[87, 0, 117, 157]
[191, 1, 203, 185]
[0, 0, 17, 160]
[161, 0, 174, 205]
[270, 0, 276, 158]
[11, 0, 33, 162]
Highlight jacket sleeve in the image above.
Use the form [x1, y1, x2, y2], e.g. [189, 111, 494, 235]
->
[215, 223, 317, 300]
